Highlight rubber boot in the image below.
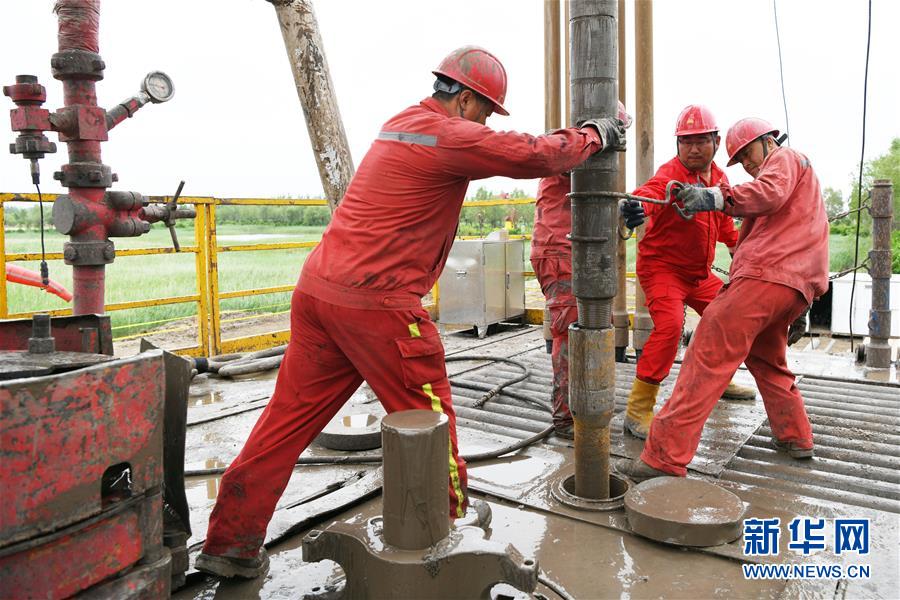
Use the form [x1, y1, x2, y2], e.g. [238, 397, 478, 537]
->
[721, 380, 756, 401]
[614, 458, 671, 483]
[623, 379, 659, 440]
[195, 547, 269, 579]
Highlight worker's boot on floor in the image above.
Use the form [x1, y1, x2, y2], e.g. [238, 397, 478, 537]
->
[623, 379, 659, 440]
[614, 458, 671, 483]
[773, 438, 815, 459]
[721, 381, 756, 401]
[455, 498, 492, 530]
[195, 547, 269, 579]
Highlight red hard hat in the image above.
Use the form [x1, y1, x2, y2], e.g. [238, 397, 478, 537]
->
[433, 46, 509, 116]
[725, 117, 779, 166]
[674, 104, 718, 137]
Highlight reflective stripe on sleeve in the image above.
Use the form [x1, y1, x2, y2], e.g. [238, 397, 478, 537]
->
[378, 131, 438, 147]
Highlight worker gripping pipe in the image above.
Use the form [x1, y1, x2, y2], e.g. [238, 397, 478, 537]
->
[568, 0, 620, 500]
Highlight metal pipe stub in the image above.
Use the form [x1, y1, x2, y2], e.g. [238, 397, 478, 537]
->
[551, 471, 629, 511]
[381, 410, 450, 550]
[866, 180, 894, 369]
[569, 325, 616, 499]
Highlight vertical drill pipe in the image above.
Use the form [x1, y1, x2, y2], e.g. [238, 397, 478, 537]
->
[55, 0, 106, 315]
[270, 0, 355, 212]
[613, 0, 629, 361]
[544, 0, 562, 132]
[568, 0, 619, 499]
[631, 0, 654, 352]
[381, 410, 450, 550]
[866, 180, 894, 368]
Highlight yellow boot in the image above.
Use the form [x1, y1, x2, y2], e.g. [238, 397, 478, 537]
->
[623, 379, 659, 439]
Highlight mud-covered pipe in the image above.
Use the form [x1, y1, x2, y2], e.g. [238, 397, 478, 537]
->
[612, 0, 629, 360]
[866, 180, 894, 368]
[544, 0, 561, 132]
[268, 0, 354, 212]
[568, 0, 619, 501]
[569, 0, 619, 329]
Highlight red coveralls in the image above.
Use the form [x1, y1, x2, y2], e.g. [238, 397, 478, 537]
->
[203, 97, 603, 558]
[531, 173, 577, 429]
[642, 147, 829, 475]
[633, 157, 739, 384]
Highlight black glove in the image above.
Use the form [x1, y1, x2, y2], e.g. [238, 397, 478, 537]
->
[620, 199, 645, 229]
[580, 117, 627, 152]
[675, 185, 725, 213]
[787, 308, 809, 346]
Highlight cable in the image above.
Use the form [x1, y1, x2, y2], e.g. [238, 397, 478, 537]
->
[35, 183, 49, 287]
[849, 0, 873, 352]
[538, 573, 576, 600]
[773, 0, 790, 144]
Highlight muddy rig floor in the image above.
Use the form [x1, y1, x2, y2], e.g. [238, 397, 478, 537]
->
[175, 323, 899, 599]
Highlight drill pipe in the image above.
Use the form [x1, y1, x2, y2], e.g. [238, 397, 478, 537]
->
[568, 0, 619, 500]
[866, 180, 894, 368]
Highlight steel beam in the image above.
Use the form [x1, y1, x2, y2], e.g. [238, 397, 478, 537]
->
[632, 0, 654, 353]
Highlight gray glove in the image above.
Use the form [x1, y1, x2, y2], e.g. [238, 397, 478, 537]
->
[787, 307, 810, 346]
[675, 185, 725, 213]
[580, 117, 627, 152]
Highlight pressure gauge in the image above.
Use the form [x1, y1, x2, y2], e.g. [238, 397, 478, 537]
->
[141, 71, 175, 103]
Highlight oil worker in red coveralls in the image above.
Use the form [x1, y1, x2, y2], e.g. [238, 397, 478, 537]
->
[531, 101, 632, 439]
[616, 117, 829, 482]
[195, 46, 627, 578]
[533, 105, 753, 441]
[618, 105, 756, 440]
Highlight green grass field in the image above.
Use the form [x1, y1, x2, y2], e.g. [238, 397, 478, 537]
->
[4, 225, 864, 341]
[4, 225, 324, 339]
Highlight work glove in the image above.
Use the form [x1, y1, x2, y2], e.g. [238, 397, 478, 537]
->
[580, 117, 627, 152]
[675, 185, 725, 213]
[620, 199, 645, 229]
[787, 307, 810, 346]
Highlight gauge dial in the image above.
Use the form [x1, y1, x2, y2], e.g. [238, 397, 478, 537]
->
[142, 71, 175, 103]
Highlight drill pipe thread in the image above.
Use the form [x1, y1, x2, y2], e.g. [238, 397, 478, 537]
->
[577, 299, 612, 329]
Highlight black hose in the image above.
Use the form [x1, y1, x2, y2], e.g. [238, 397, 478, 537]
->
[445, 355, 531, 407]
[538, 573, 576, 600]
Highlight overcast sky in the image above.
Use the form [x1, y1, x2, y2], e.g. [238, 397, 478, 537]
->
[1, 0, 898, 202]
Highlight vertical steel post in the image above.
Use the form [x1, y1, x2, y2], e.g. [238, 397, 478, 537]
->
[269, 0, 355, 212]
[194, 204, 211, 357]
[568, 0, 619, 499]
[545, 0, 562, 132]
[632, 0, 654, 354]
[207, 203, 221, 356]
[543, 1, 562, 354]
[866, 180, 894, 368]
[613, 0, 629, 362]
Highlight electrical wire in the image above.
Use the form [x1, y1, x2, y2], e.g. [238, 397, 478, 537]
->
[849, 0, 873, 351]
[773, 0, 790, 144]
[35, 183, 49, 287]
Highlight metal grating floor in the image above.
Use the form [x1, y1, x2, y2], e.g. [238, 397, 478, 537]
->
[447, 329, 900, 515]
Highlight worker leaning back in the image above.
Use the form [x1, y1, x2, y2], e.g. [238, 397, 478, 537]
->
[195, 45, 627, 580]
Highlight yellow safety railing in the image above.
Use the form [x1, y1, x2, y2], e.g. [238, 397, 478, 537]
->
[1, 192, 638, 357]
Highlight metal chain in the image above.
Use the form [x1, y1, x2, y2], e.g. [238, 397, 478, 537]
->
[828, 257, 869, 281]
[829, 203, 869, 223]
[711, 263, 730, 276]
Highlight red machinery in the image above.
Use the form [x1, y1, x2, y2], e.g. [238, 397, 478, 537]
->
[1, 1, 192, 596]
